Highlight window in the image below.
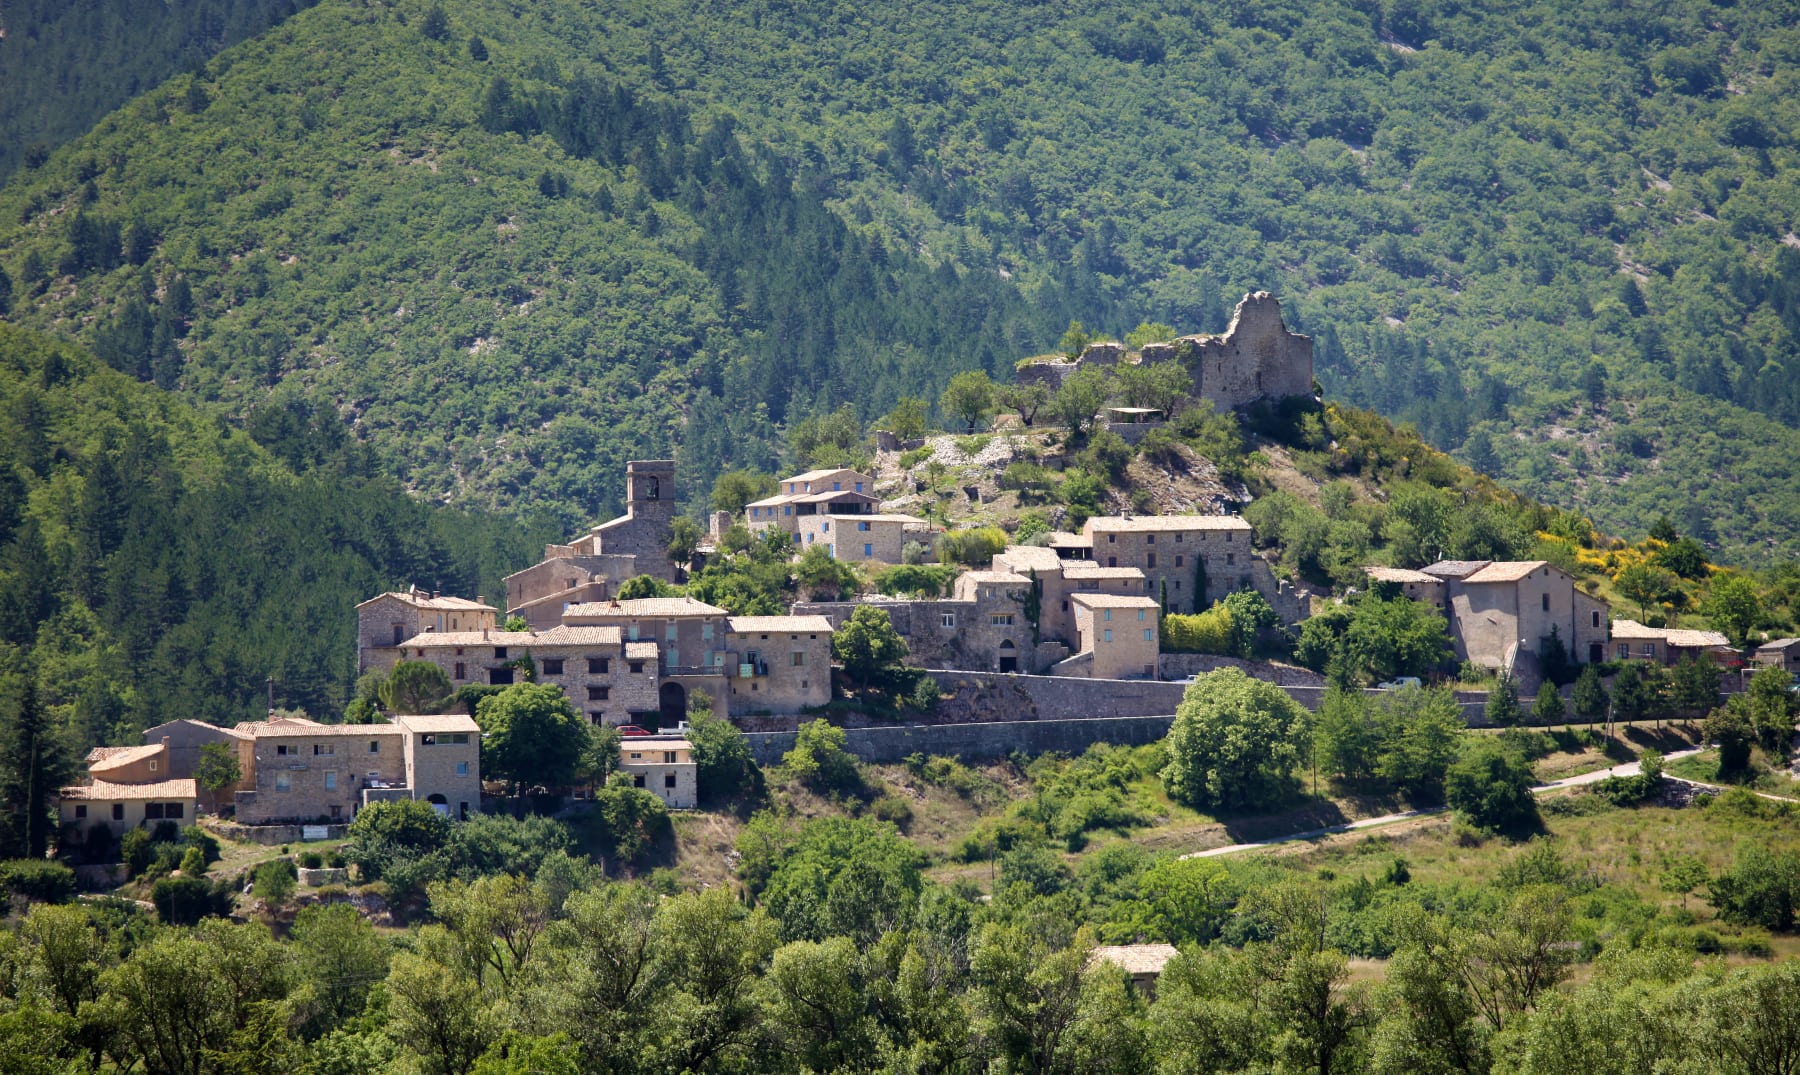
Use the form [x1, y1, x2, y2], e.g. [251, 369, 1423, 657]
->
[941, 612, 957, 628]
[664, 751, 677, 764]
[112, 804, 124, 821]
[450, 733, 469, 744]
[542, 658, 564, 675]
[633, 774, 646, 788]
[74, 805, 87, 819]
[855, 482, 863, 492]
[1541, 593, 1550, 612]
[275, 774, 291, 792]
[454, 662, 466, 680]
[1225, 532, 1233, 543]
[1175, 533, 1184, 543]
[1146, 534, 1155, 544]
[666, 621, 678, 641]
[324, 771, 337, 790]
[629, 661, 645, 674]
[1144, 629, 1154, 641]
[1592, 611, 1601, 628]
[702, 622, 714, 641]
[1138, 609, 1147, 621]
[457, 762, 469, 776]
[1147, 554, 1156, 568]
[1617, 643, 1630, 660]
[857, 520, 870, 532]
[1226, 553, 1235, 565]
[149, 759, 158, 772]
[791, 651, 805, 666]
[1175, 555, 1184, 567]
[1641, 643, 1655, 658]
[146, 803, 165, 819]
[314, 744, 335, 756]
[422, 735, 436, 745]
[588, 685, 610, 701]
[1103, 609, 1113, 621]
[991, 613, 1014, 626]
[369, 740, 380, 754]
[1104, 629, 1113, 643]
[165, 803, 183, 819]
[667, 648, 680, 668]
[665, 773, 678, 789]
[1107, 534, 1116, 543]
[493, 646, 508, 659]
[832, 482, 841, 490]
[589, 657, 609, 674]
[276, 745, 292, 756]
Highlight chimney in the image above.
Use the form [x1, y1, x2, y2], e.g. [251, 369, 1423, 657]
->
[161, 736, 171, 749]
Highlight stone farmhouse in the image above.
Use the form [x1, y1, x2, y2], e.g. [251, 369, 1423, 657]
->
[503, 459, 683, 629]
[229, 714, 481, 825]
[746, 467, 931, 564]
[1608, 620, 1737, 667]
[1017, 291, 1315, 413]
[356, 588, 499, 675]
[60, 739, 199, 842]
[1365, 560, 1611, 686]
[619, 736, 697, 810]
[1752, 638, 1800, 677]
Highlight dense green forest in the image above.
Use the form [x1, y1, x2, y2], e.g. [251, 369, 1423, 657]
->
[0, 0, 319, 180]
[2, 0, 1799, 557]
[0, 324, 548, 738]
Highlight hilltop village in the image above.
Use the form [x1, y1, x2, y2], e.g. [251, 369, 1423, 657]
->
[54, 293, 1778, 837]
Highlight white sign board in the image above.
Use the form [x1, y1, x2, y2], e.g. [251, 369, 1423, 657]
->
[300, 825, 330, 841]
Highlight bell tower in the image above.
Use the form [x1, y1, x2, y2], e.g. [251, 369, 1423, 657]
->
[625, 459, 676, 523]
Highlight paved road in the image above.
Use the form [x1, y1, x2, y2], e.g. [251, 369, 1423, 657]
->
[1183, 748, 1705, 860]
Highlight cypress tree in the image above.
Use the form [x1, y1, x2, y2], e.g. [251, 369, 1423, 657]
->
[0, 680, 73, 859]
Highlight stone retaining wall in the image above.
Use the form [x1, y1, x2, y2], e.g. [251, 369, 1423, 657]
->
[745, 715, 1179, 766]
[204, 820, 349, 846]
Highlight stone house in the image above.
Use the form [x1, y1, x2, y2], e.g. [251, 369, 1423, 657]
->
[1362, 566, 1445, 605]
[1610, 620, 1736, 666]
[356, 589, 498, 674]
[396, 624, 661, 727]
[1016, 292, 1315, 414]
[1416, 560, 1611, 683]
[231, 714, 480, 824]
[1091, 944, 1180, 997]
[723, 615, 836, 713]
[619, 737, 697, 810]
[1752, 638, 1800, 677]
[85, 741, 173, 785]
[794, 512, 931, 564]
[60, 779, 198, 839]
[1064, 594, 1162, 679]
[1052, 514, 1309, 622]
[563, 597, 736, 720]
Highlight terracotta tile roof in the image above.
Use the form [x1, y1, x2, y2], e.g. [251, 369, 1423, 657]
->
[565, 597, 728, 618]
[727, 616, 835, 634]
[85, 745, 139, 764]
[834, 513, 928, 524]
[355, 591, 496, 612]
[625, 642, 660, 660]
[1758, 638, 1800, 652]
[61, 778, 198, 801]
[1046, 531, 1091, 548]
[531, 625, 625, 646]
[1611, 619, 1732, 648]
[1609, 619, 1664, 640]
[1364, 566, 1442, 585]
[1084, 515, 1251, 533]
[1461, 561, 1552, 584]
[238, 720, 402, 738]
[393, 714, 481, 734]
[143, 718, 251, 740]
[747, 493, 804, 508]
[1091, 944, 1179, 975]
[1063, 565, 1147, 580]
[89, 744, 165, 773]
[995, 546, 1065, 572]
[959, 570, 1031, 585]
[1421, 560, 1492, 580]
[1070, 593, 1162, 608]
[398, 630, 536, 649]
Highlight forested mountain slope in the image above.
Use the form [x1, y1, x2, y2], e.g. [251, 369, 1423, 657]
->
[0, 324, 547, 740]
[0, 0, 319, 181]
[2, 0, 1799, 559]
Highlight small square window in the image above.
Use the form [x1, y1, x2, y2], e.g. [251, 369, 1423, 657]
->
[112, 804, 124, 821]
[792, 651, 805, 666]
[542, 658, 564, 676]
[1144, 629, 1154, 641]
[493, 646, 508, 659]
[629, 661, 645, 674]
[149, 759, 158, 772]
[457, 761, 469, 776]
[665, 773, 677, 789]
[369, 741, 380, 753]
[589, 657, 610, 674]
[146, 803, 165, 820]
[664, 751, 677, 764]
[74, 804, 87, 819]
[588, 685, 611, 701]
[633, 774, 646, 788]
[1146, 534, 1155, 544]
[165, 802, 184, 819]
[275, 774, 291, 792]
[941, 613, 956, 628]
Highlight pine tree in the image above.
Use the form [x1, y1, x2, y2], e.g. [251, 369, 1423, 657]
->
[1531, 681, 1565, 727]
[1572, 665, 1608, 723]
[0, 680, 74, 859]
[1484, 672, 1520, 727]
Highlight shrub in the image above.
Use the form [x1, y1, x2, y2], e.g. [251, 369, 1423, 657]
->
[254, 859, 298, 906]
[1445, 739, 1539, 833]
[783, 720, 862, 796]
[870, 795, 914, 829]
[299, 851, 324, 870]
[150, 876, 234, 925]
[0, 859, 77, 904]
[181, 826, 221, 865]
[120, 829, 154, 878]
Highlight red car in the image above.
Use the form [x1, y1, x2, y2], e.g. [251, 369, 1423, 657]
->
[615, 725, 653, 737]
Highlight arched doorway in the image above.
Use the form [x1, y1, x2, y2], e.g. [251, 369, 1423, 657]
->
[426, 793, 449, 817]
[659, 682, 687, 726]
[998, 639, 1018, 674]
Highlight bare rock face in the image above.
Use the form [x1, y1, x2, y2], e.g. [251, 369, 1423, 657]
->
[1078, 341, 1127, 366]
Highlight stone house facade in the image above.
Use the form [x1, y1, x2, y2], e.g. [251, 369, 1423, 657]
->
[1752, 638, 1800, 677]
[1417, 560, 1612, 684]
[232, 714, 480, 824]
[1065, 515, 1308, 622]
[356, 589, 499, 674]
[1065, 595, 1162, 680]
[619, 738, 697, 810]
[794, 512, 929, 564]
[1016, 292, 1315, 414]
[396, 625, 661, 727]
[1609, 620, 1735, 666]
[723, 615, 835, 713]
[747, 468, 882, 544]
[60, 779, 198, 839]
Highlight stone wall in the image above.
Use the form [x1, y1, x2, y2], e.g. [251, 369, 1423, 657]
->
[744, 715, 1180, 766]
[1156, 654, 1326, 686]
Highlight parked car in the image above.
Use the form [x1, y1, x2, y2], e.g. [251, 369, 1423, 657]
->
[615, 725, 653, 737]
[1376, 676, 1423, 690]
